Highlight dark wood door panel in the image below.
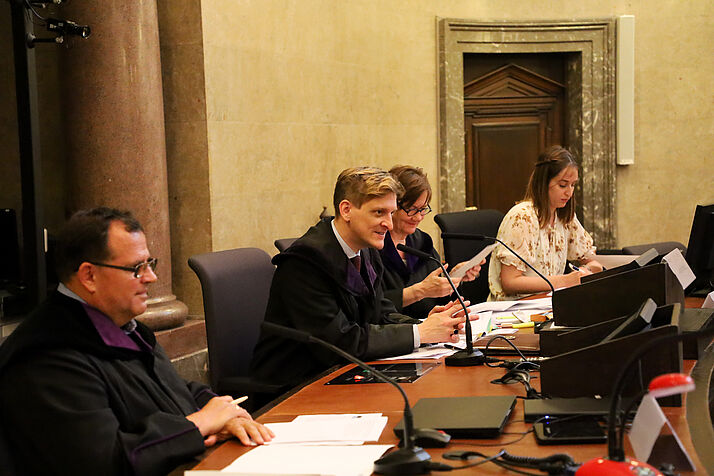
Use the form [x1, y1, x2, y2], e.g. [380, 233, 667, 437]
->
[464, 62, 566, 215]
[470, 121, 539, 213]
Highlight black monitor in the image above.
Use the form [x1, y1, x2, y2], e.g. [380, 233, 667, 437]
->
[0, 209, 21, 288]
[685, 204, 714, 295]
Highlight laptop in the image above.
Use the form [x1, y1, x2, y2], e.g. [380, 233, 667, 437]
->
[523, 397, 612, 423]
[394, 395, 516, 439]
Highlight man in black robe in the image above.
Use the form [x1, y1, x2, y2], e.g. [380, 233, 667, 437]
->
[0, 208, 272, 476]
[251, 167, 466, 391]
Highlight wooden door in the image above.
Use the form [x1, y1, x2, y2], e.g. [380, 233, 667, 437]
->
[464, 64, 565, 213]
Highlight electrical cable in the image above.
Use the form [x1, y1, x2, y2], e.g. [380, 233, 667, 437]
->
[23, 0, 46, 22]
[441, 448, 568, 475]
[482, 335, 530, 363]
[430, 449, 506, 471]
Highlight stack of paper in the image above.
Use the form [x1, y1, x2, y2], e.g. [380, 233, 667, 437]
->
[264, 413, 387, 445]
[380, 346, 456, 361]
[216, 444, 393, 475]
[189, 414, 393, 476]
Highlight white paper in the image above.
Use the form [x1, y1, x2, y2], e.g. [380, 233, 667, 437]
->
[662, 249, 696, 290]
[449, 244, 497, 279]
[702, 291, 714, 309]
[219, 444, 393, 475]
[292, 414, 386, 443]
[468, 297, 552, 314]
[379, 346, 456, 361]
[264, 414, 387, 445]
[630, 394, 667, 461]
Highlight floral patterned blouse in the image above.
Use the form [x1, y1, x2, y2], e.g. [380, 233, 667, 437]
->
[488, 201, 597, 301]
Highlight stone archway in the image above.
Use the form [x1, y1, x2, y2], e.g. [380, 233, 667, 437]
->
[437, 18, 617, 248]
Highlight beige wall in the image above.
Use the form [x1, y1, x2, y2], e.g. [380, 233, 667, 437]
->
[194, 0, 712, 283]
[4, 1, 711, 316]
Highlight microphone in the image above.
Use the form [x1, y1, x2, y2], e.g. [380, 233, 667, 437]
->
[440, 232, 555, 295]
[260, 321, 433, 475]
[396, 244, 485, 366]
[576, 324, 714, 474]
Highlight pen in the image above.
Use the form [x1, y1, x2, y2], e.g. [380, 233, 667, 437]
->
[231, 396, 249, 406]
[569, 263, 580, 272]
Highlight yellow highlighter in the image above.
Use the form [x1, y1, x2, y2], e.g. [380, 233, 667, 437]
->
[512, 321, 535, 329]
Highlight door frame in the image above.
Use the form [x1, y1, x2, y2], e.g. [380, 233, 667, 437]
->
[437, 18, 617, 248]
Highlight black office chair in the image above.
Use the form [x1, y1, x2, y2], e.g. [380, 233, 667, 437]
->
[622, 241, 686, 257]
[274, 238, 297, 253]
[434, 209, 505, 303]
[188, 248, 285, 412]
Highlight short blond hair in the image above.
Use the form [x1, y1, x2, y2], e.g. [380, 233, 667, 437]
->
[333, 167, 404, 215]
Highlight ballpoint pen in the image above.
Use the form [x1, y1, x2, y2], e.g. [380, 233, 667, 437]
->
[231, 396, 249, 406]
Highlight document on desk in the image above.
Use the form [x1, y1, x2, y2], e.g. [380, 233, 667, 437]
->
[662, 249, 696, 289]
[449, 244, 496, 279]
[379, 345, 456, 361]
[218, 444, 393, 475]
[264, 413, 387, 445]
[703, 291, 714, 309]
[469, 297, 552, 314]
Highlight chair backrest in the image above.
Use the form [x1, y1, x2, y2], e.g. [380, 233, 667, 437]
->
[434, 209, 505, 303]
[188, 248, 274, 392]
[274, 238, 297, 253]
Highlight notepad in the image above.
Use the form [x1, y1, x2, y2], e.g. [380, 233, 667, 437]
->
[449, 244, 497, 279]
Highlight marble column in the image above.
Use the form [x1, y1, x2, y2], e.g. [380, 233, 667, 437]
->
[58, 0, 187, 330]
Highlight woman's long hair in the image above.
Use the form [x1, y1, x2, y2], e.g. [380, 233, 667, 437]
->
[523, 146, 579, 228]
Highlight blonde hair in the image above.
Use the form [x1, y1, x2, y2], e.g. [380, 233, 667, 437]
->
[333, 167, 404, 215]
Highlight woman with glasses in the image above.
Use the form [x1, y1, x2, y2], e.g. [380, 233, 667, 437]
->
[379, 165, 481, 320]
[488, 146, 603, 301]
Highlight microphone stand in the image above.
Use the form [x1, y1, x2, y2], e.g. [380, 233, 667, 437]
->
[261, 322, 432, 475]
[605, 325, 714, 462]
[396, 244, 485, 366]
[440, 233, 555, 295]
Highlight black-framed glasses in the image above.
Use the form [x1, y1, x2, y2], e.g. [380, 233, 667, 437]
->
[89, 258, 158, 278]
[400, 204, 432, 217]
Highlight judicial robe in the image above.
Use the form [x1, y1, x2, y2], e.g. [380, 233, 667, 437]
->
[0, 291, 211, 476]
[379, 228, 446, 320]
[250, 219, 418, 389]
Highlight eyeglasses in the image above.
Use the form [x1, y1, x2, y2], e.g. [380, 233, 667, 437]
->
[89, 258, 158, 278]
[400, 204, 432, 217]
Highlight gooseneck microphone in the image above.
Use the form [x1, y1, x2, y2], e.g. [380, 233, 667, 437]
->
[440, 233, 555, 295]
[260, 321, 432, 475]
[575, 325, 714, 474]
[396, 244, 486, 367]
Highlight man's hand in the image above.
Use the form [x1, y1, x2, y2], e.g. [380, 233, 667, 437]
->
[204, 417, 275, 447]
[417, 300, 473, 344]
[186, 396, 247, 438]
